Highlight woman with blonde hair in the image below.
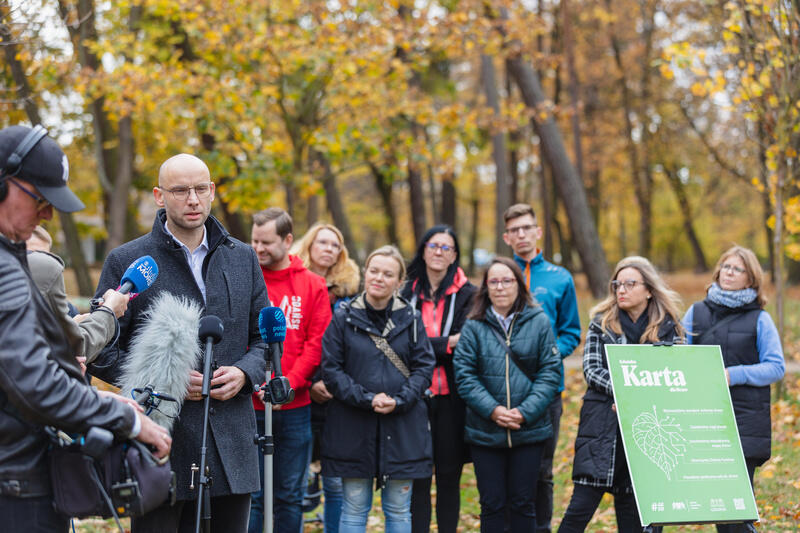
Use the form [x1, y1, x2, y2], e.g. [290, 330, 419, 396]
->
[321, 245, 434, 533]
[559, 256, 684, 532]
[291, 223, 360, 309]
[682, 246, 784, 533]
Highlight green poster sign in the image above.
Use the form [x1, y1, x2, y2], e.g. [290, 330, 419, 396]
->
[605, 344, 759, 526]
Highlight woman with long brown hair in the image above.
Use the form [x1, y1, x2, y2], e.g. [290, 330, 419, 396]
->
[559, 256, 684, 532]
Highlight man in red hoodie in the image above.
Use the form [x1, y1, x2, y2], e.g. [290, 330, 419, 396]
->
[248, 207, 332, 533]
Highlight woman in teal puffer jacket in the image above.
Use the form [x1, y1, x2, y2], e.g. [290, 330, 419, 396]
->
[453, 257, 562, 533]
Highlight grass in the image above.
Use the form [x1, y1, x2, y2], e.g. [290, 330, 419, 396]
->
[75, 271, 800, 532]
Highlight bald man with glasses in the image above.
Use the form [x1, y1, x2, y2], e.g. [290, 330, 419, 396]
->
[90, 154, 268, 533]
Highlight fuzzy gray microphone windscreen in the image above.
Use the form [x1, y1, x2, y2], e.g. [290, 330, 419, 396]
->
[119, 292, 203, 432]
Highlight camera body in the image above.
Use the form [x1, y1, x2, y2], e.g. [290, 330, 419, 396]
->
[264, 376, 294, 405]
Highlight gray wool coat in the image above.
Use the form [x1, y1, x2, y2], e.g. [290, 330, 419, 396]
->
[89, 210, 268, 500]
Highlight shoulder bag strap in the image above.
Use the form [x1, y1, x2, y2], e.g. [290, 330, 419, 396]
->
[488, 326, 537, 383]
[369, 334, 411, 379]
[695, 310, 742, 345]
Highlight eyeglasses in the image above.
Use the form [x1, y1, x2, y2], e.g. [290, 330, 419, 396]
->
[8, 178, 51, 211]
[611, 280, 642, 292]
[487, 277, 516, 289]
[159, 182, 214, 201]
[314, 238, 341, 251]
[505, 224, 538, 235]
[721, 263, 746, 275]
[425, 242, 454, 253]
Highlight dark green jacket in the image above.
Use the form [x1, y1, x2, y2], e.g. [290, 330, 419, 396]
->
[453, 304, 562, 448]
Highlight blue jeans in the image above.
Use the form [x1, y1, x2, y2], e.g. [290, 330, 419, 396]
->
[323, 475, 343, 533]
[339, 478, 412, 533]
[249, 405, 312, 533]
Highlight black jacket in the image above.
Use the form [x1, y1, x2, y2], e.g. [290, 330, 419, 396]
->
[572, 315, 682, 488]
[0, 236, 135, 496]
[690, 299, 770, 461]
[320, 294, 435, 483]
[88, 210, 268, 500]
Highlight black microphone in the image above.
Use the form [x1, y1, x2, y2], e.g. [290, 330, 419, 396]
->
[199, 316, 223, 397]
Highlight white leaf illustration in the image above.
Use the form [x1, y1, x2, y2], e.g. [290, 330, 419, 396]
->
[632, 405, 687, 480]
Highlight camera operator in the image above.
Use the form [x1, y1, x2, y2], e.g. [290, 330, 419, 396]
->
[0, 125, 171, 532]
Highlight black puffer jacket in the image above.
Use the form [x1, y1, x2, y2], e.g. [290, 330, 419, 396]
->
[571, 315, 682, 488]
[0, 236, 135, 496]
[320, 294, 435, 483]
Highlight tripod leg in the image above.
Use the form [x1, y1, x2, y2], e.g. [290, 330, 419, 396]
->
[265, 404, 273, 533]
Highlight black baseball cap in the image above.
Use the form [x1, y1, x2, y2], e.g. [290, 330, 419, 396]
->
[0, 125, 85, 212]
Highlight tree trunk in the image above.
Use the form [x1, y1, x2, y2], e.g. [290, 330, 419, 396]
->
[506, 55, 610, 297]
[369, 163, 400, 248]
[2, 3, 93, 295]
[314, 150, 354, 251]
[106, 115, 134, 254]
[467, 179, 480, 277]
[407, 160, 427, 244]
[773, 162, 785, 399]
[306, 194, 319, 231]
[440, 173, 456, 228]
[541, 160, 554, 260]
[0, 8, 41, 124]
[215, 177, 248, 242]
[427, 162, 440, 224]
[482, 54, 513, 255]
[758, 120, 775, 280]
[562, 0, 584, 182]
[664, 166, 708, 272]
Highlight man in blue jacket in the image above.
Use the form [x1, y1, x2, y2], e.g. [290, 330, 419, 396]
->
[503, 203, 581, 532]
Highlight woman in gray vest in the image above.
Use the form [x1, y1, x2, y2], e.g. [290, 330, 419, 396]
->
[682, 246, 785, 533]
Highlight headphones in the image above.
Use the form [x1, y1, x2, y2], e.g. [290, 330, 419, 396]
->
[0, 125, 49, 202]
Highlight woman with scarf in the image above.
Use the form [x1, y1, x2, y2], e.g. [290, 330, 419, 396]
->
[559, 256, 684, 532]
[401, 225, 477, 533]
[682, 246, 784, 533]
[321, 245, 434, 533]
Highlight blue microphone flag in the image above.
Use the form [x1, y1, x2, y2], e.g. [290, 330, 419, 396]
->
[120, 255, 159, 293]
[258, 307, 287, 343]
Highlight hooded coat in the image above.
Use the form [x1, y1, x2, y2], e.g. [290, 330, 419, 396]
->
[320, 294, 435, 483]
[453, 304, 562, 448]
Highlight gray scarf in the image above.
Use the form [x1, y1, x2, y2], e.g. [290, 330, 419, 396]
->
[707, 282, 757, 309]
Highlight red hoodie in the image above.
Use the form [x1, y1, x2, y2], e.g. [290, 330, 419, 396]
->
[253, 255, 332, 411]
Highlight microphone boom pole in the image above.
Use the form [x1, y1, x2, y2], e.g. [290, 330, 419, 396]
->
[195, 316, 224, 533]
